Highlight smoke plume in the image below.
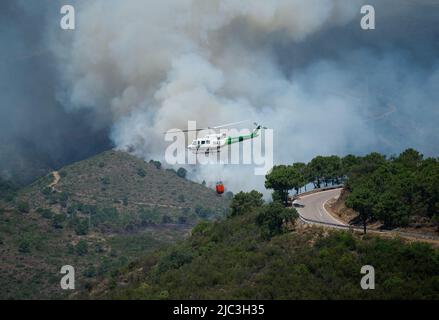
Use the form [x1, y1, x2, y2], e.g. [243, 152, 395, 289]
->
[2, 1, 439, 193]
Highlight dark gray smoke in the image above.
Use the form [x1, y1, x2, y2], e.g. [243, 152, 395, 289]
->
[0, 0, 112, 184]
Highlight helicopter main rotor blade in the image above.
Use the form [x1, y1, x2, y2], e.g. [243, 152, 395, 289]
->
[163, 128, 207, 134]
[163, 120, 250, 134]
[211, 120, 250, 129]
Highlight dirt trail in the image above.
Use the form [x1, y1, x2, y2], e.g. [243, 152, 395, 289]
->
[48, 171, 61, 191]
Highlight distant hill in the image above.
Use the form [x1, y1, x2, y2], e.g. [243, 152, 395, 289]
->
[0, 150, 230, 299]
[19, 150, 229, 228]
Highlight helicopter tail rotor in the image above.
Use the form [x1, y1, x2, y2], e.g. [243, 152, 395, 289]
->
[253, 122, 268, 130]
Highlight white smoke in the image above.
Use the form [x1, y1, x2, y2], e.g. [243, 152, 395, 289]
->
[52, 0, 439, 194]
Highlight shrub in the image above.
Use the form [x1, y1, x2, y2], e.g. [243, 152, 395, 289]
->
[58, 192, 69, 208]
[162, 215, 173, 224]
[195, 206, 212, 218]
[41, 187, 52, 196]
[176, 167, 187, 179]
[230, 190, 264, 216]
[18, 240, 31, 253]
[52, 214, 66, 229]
[17, 201, 30, 213]
[83, 266, 97, 278]
[74, 219, 89, 235]
[256, 202, 298, 239]
[95, 243, 104, 253]
[137, 168, 146, 177]
[156, 248, 194, 274]
[66, 244, 74, 254]
[149, 160, 162, 169]
[67, 204, 77, 217]
[37, 208, 54, 219]
[178, 216, 187, 224]
[76, 240, 88, 256]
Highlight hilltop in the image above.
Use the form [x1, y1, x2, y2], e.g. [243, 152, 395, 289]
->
[0, 150, 230, 299]
[19, 150, 229, 228]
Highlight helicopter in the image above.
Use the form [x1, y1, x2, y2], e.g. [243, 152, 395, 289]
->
[187, 121, 267, 154]
[166, 121, 268, 155]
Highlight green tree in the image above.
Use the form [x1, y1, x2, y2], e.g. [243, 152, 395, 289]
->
[397, 148, 423, 169]
[307, 156, 343, 188]
[176, 167, 187, 178]
[256, 202, 298, 239]
[342, 154, 359, 176]
[307, 156, 326, 188]
[265, 165, 296, 206]
[291, 162, 307, 194]
[230, 190, 264, 216]
[344, 149, 438, 229]
[345, 183, 375, 234]
[324, 155, 343, 185]
[375, 189, 409, 228]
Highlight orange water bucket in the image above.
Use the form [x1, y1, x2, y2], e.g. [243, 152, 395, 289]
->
[216, 181, 225, 194]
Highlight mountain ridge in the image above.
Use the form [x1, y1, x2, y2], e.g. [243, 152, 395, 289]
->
[0, 150, 230, 299]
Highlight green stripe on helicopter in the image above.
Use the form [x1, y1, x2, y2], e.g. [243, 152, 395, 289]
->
[226, 131, 259, 145]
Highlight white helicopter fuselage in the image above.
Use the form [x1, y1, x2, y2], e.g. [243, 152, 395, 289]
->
[187, 133, 228, 154]
[186, 125, 263, 154]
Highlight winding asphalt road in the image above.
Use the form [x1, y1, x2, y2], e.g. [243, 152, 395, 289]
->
[295, 188, 346, 226]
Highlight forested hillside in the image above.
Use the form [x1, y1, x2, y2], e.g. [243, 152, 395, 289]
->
[265, 149, 438, 232]
[0, 150, 230, 299]
[345, 149, 438, 230]
[94, 191, 439, 300]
